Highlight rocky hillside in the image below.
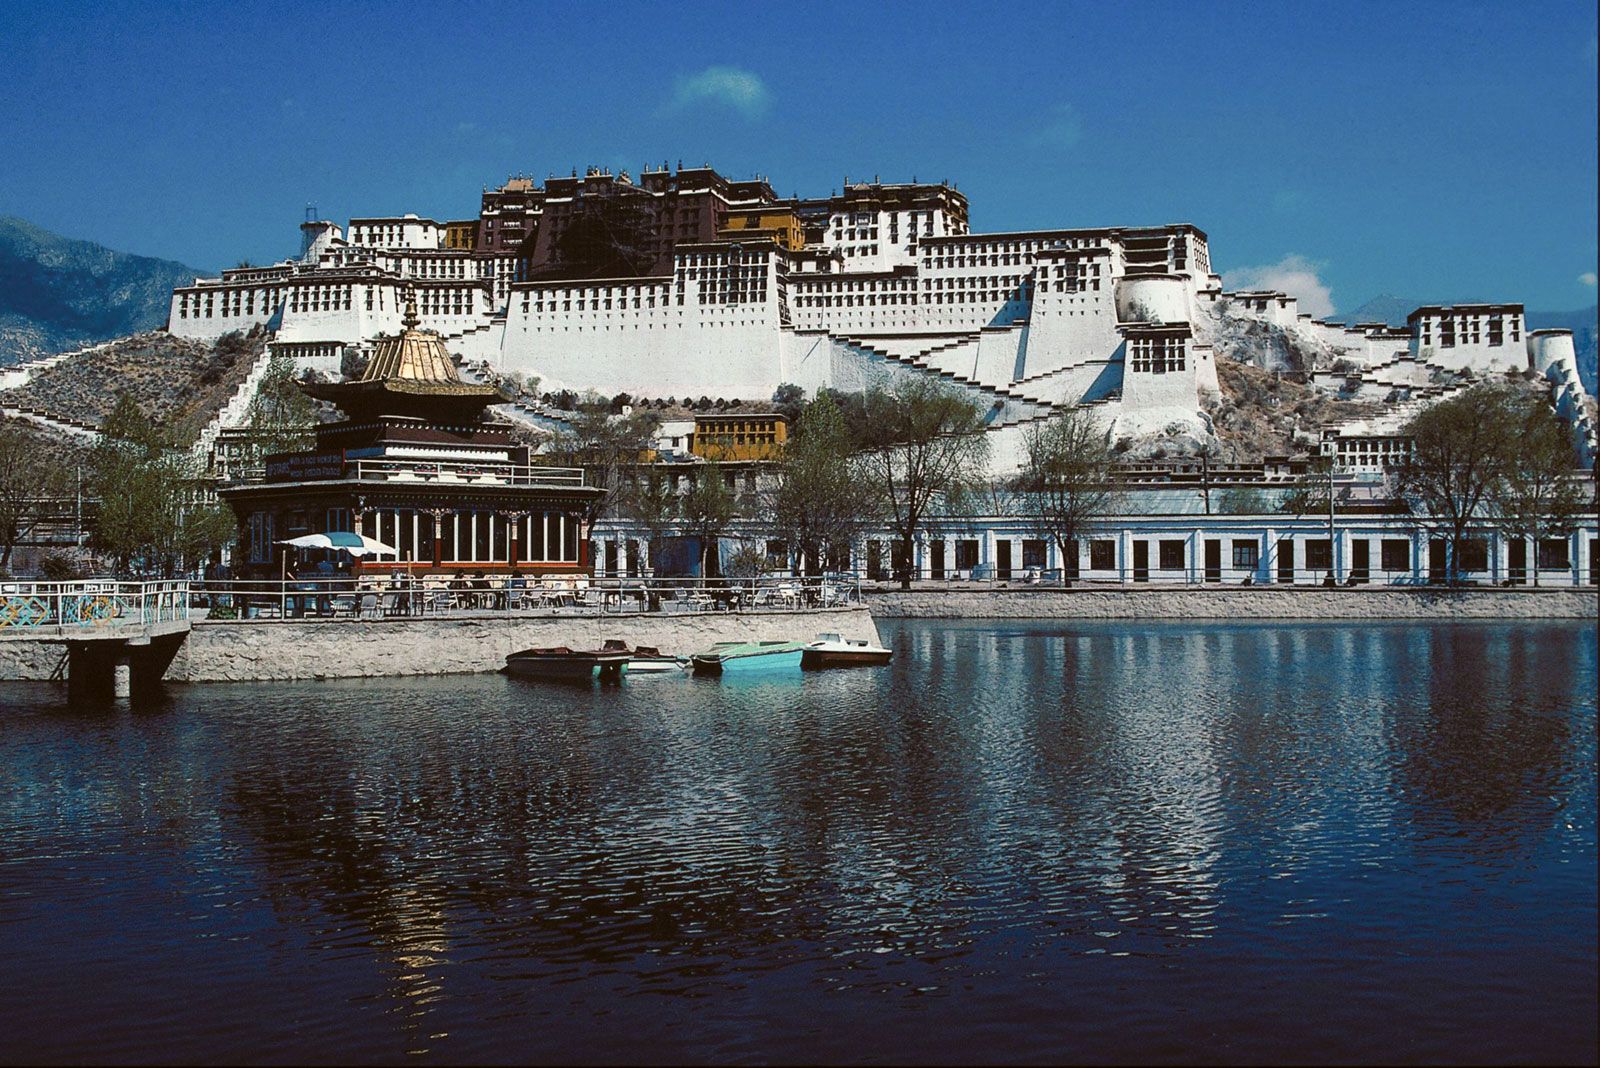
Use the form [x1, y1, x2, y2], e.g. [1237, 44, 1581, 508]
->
[0, 216, 206, 366]
[4, 328, 267, 445]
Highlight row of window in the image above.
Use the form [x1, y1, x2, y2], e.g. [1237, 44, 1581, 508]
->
[1130, 336, 1188, 373]
[899, 535, 1579, 578]
[177, 289, 282, 319]
[1419, 314, 1522, 348]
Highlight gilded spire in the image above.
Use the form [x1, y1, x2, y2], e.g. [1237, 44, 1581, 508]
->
[402, 283, 420, 331]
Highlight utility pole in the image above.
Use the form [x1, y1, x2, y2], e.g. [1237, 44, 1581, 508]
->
[1328, 462, 1337, 584]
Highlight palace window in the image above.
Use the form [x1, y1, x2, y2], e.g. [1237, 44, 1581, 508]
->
[1231, 541, 1259, 569]
[1537, 538, 1571, 570]
[1381, 539, 1410, 573]
[1089, 540, 1115, 570]
[1131, 335, 1187, 374]
[1158, 540, 1185, 570]
[1305, 539, 1333, 571]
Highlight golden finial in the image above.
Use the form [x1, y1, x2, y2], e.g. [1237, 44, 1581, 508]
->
[402, 283, 420, 331]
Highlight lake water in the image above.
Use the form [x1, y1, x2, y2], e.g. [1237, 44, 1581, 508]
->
[1, 620, 1595, 1064]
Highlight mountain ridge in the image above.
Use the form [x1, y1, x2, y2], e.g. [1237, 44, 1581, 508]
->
[0, 215, 208, 366]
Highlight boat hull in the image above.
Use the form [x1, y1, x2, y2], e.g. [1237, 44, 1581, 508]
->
[691, 648, 804, 676]
[505, 652, 629, 681]
[801, 648, 893, 669]
[626, 657, 686, 674]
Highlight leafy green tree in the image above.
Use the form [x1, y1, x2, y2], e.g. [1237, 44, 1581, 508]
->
[723, 542, 770, 580]
[619, 465, 681, 572]
[1396, 383, 1522, 585]
[771, 382, 806, 426]
[88, 396, 233, 576]
[769, 394, 881, 575]
[1011, 407, 1118, 582]
[242, 354, 318, 460]
[858, 377, 989, 588]
[1491, 394, 1588, 586]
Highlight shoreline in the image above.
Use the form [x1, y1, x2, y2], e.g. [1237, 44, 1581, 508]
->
[1, 590, 1594, 685]
[865, 585, 1599, 619]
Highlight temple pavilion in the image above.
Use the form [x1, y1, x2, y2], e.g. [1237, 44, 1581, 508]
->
[222, 293, 600, 575]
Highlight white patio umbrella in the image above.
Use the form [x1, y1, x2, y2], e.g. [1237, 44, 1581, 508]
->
[276, 532, 398, 557]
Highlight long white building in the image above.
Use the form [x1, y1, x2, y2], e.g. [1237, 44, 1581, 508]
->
[165, 169, 1595, 470]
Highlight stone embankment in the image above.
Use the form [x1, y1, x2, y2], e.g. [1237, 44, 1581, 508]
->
[865, 586, 1598, 620]
[171, 606, 877, 682]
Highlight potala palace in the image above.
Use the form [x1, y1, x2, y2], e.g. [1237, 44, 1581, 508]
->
[165, 164, 1596, 470]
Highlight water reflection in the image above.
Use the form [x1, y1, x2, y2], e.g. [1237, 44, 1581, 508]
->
[0, 620, 1594, 1063]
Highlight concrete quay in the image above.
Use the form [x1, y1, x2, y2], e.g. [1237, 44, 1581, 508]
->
[8, 605, 875, 684]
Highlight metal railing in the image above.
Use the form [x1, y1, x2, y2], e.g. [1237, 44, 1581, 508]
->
[0, 580, 190, 631]
[862, 565, 1597, 589]
[187, 573, 864, 621]
[342, 459, 587, 487]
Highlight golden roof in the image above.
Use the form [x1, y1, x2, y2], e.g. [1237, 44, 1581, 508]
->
[363, 291, 470, 386]
[301, 287, 504, 410]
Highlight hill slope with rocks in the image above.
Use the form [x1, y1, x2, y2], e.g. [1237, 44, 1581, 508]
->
[0, 216, 207, 367]
[4, 328, 267, 444]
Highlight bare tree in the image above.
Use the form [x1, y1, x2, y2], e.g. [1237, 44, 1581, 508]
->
[679, 461, 739, 578]
[768, 393, 881, 575]
[858, 377, 989, 589]
[618, 465, 680, 573]
[1396, 383, 1521, 585]
[1011, 408, 1118, 583]
[544, 394, 661, 524]
[1491, 394, 1588, 586]
[0, 420, 71, 570]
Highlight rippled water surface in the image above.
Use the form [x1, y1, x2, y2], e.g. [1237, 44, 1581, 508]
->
[1, 620, 1595, 1064]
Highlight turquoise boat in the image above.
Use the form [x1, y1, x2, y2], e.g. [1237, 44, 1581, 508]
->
[690, 640, 805, 676]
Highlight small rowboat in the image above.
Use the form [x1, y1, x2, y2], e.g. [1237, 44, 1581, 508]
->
[601, 640, 687, 674]
[505, 646, 629, 681]
[801, 633, 893, 669]
[690, 640, 805, 676]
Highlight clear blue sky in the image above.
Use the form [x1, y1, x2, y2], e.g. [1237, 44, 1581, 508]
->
[2, 0, 1595, 314]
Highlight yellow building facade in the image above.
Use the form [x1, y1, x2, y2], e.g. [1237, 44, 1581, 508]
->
[717, 206, 805, 252]
[689, 412, 789, 461]
[443, 220, 479, 250]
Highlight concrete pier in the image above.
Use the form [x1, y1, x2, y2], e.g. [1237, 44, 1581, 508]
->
[0, 606, 880, 684]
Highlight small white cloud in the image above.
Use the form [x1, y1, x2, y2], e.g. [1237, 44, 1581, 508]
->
[1271, 190, 1304, 214]
[1223, 254, 1335, 317]
[1029, 103, 1082, 150]
[666, 66, 770, 119]
[1579, 271, 1597, 287]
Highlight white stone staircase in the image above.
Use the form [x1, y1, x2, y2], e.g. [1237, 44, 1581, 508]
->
[190, 346, 278, 462]
[0, 338, 120, 392]
[453, 357, 573, 434]
[0, 402, 101, 441]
